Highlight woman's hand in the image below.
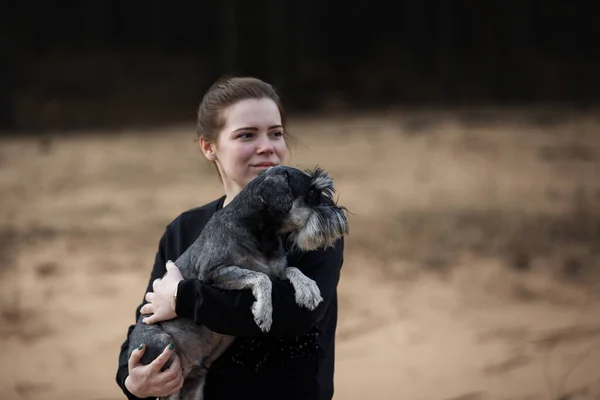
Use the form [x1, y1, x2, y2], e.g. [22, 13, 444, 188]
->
[142, 261, 184, 325]
[125, 343, 184, 398]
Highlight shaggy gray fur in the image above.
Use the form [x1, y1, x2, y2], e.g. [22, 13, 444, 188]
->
[127, 165, 349, 400]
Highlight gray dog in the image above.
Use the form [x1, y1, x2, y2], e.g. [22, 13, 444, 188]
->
[127, 165, 350, 400]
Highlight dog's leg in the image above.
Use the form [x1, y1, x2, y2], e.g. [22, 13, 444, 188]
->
[161, 392, 180, 400]
[211, 266, 273, 332]
[284, 267, 323, 310]
[180, 376, 207, 400]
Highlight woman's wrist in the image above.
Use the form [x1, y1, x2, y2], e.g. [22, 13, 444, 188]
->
[173, 279, 198, 321]
[172, 282, 179, 315]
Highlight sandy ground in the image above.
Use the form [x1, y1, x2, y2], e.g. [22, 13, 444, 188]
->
[1, 107, 600, 400]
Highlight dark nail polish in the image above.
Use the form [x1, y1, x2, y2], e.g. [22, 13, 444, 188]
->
[138, 344, 143, 350]
[168, 343, 174, 350]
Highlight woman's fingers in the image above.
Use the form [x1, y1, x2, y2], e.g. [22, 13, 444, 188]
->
[142, 312, 159, 325]
[167, 352, 182, 372]
[128, 344, 146, 369]
[141, 292, 156, 316]
[140, 303, 153, 315]
[161, 360, 180, 382]
[166, 374, 184, 394]
[165, 362, 184, 389]
[164, 369, 181, 389]
[160, 353, 183, 394]
[149, 344, 175, 373]
[126, 344, 184, 398]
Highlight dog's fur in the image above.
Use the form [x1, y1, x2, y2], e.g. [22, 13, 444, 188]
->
[127, 165, 349, 400]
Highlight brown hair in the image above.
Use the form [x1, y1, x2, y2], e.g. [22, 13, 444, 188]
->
[196, 76, 288, 144]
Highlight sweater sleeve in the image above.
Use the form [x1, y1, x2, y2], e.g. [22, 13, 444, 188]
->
[174, 237, 344, 337]
[115, 232, 169, 400]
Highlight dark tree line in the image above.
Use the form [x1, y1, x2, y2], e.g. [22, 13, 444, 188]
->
[1, 0, 598, 130]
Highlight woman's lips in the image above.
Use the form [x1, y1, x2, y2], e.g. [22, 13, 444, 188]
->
[251, 163, 278, 169]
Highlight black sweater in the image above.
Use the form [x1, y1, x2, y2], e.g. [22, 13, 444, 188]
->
[116, 196, 345, 400]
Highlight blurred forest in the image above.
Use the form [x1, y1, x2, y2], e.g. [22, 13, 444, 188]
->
[1, 0, 598, 131]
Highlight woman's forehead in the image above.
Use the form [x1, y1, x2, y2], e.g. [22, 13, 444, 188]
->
[223, 98, 282, 129]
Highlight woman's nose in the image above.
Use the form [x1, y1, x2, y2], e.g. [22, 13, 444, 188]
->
[257, 136, 275, 154]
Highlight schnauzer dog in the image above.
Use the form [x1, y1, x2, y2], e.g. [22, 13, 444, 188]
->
[128, 165, 349, 400]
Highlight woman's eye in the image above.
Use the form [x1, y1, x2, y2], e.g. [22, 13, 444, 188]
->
[270, 131, 284, 138]
[238, 132, 254, 139]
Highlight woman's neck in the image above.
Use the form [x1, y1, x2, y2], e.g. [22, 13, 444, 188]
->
[222, 182, 242, 208]
[222, 196, 233, 208]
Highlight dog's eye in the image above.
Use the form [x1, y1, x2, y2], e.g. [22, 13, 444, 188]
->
[307, 188, 320, 204]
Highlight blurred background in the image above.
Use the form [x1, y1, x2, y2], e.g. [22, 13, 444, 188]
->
[1, 1, 600, 399]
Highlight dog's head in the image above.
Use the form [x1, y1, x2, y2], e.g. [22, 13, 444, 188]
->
[254, 165, 349, 251]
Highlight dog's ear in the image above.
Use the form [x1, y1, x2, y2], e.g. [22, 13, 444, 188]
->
[257, 173, 294, 216]
[306, 167, 335, 200]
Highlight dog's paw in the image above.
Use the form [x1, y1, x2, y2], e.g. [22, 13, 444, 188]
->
[251, 301, 273, 332]
[294, 278, 323, 311]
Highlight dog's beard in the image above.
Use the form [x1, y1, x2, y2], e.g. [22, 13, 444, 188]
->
[284, 200, 349, 251]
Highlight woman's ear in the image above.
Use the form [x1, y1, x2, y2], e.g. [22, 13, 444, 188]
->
[199, 138, 216, 161]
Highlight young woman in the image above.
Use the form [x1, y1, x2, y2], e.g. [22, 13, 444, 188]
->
[115, 76, 345, 400]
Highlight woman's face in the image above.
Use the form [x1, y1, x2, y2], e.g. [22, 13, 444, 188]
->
[203, 97, 288, 197]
